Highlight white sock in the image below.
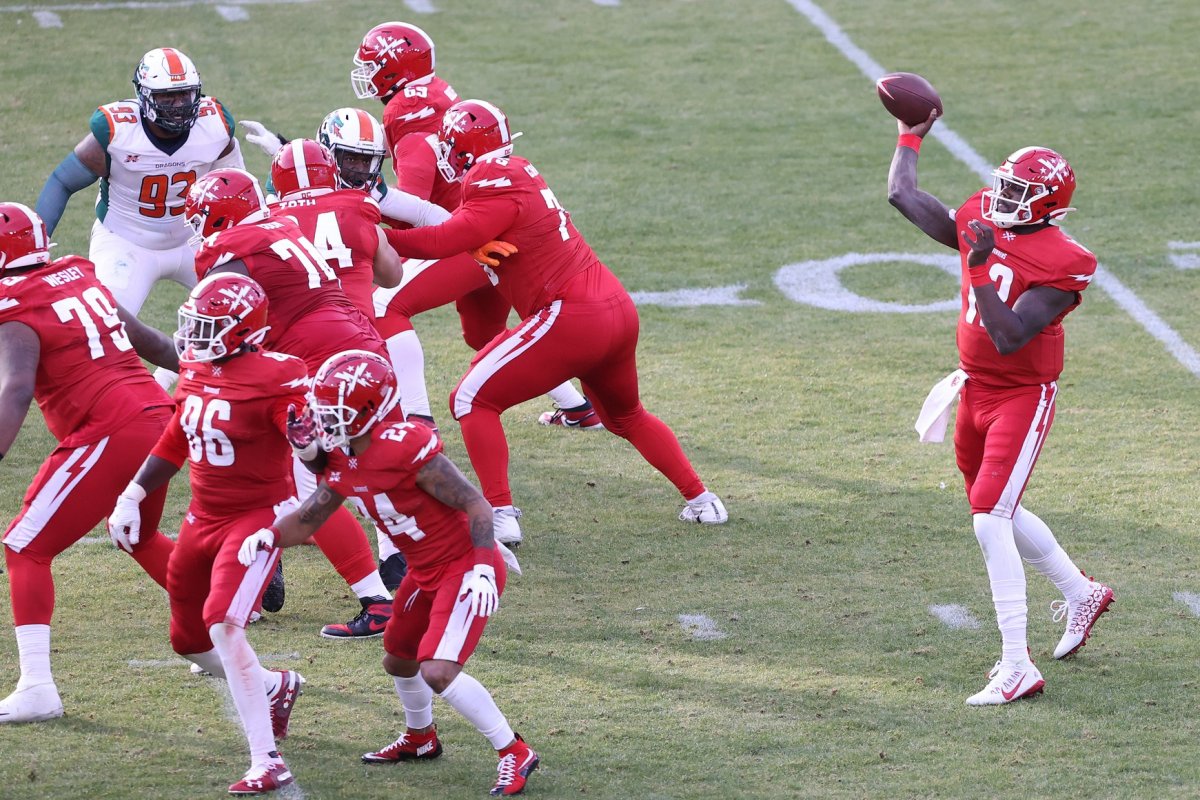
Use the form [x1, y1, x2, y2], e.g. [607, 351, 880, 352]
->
[350, 573, 392, 602]
[437, 672, 514, 750]
[14, 625, 52, 690]
[393, 674, 434, 730]
[973, 513, 1029, 665]
[546, 381, 586, 410]
[209, 624, 276, 765]
[1012, 505, 1090, 599]
[686, 489, 717, 505]
[377, 527, 400, 561]
[388, 331, 432, 418]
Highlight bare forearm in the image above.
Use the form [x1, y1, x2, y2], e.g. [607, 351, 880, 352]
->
[131, 455, 180, 495]
[416, 454, 493, 549]
[276, 482, 342, 547]
[118, 306, 178, 371]
[887, 147, 958, 249]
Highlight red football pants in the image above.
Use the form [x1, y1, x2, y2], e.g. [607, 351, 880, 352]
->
[374, 253, 511, 350]
[955, 380, 1058, 517]
[167, 506, 282, 655]
[383, 545, 507, 665]
[2, 407, 175, 626]
[449, 265, 705, 507]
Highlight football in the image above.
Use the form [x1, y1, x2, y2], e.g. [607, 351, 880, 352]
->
[875, 72, 943, 126]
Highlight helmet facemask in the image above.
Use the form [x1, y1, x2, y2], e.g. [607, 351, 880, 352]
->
[140, 85, 201, 134]
[332, 146, 384, 191]
[173, 306, 268, 363]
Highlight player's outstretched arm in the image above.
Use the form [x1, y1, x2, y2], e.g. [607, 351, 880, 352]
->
[886, 113, 957, 250]
[237, 481, 346, 566]
[35, 135, 104, 236]
[117, 304, 179, 372]
[0, 321, 40, 459]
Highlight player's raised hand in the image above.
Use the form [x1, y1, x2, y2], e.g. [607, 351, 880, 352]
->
[897, 108, 939, 139]
[238, 527, 277, 567]
[962, 219, 996, 269]
[286, 404, 319, 460]
[459, 564, 499, 617]
[107, 483, 146, 553]
[470, 240, 518, 268]
[240, 120, 287, 158]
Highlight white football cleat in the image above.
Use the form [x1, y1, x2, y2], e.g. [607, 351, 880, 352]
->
[1051, 578, 1114, 659]
[965, 660, 1045, 706]
[679, 492, 728, 525]
[0, 683, 64, 723]
[493, 506, 524, 547]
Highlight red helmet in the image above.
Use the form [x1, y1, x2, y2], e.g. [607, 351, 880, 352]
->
[174, 272, 270, 363]
[184, 168, 268, 245]
[436, 99, 519, 182]
[308, 350, 398, 450]
[271, 139, 340, 198]
[0, 202, 53, 277]
[351, 22, 435, 100]
[981, 147, 1077, 228]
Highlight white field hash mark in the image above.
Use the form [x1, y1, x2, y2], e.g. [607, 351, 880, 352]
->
[1173, 592, 1200, 617]
[929, 604, 981, 630]
[785, 0, 1200, 380]
[678, 613, 729, 640]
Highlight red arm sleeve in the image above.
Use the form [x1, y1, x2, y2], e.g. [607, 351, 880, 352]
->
[149, 409, 188, 468]
[384, 198, 518, 259]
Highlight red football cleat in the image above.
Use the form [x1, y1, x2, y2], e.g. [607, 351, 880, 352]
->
[268, 670, 304, 739]
[320, 596, 392, 639]
[228, 758, 293, 795]
[361, 726, 443, 763]
[491, 733, 539, 796]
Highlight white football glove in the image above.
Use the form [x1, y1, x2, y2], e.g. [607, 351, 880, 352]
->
[459, 564, 499, 618]
[240, 120, 286, 158]
[238, 527, 277, 567]
[108, 482, 147, 553]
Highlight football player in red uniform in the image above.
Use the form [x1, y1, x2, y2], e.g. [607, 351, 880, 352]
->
[888, 112, 1114, 705]
[269, 139, 412, 591]
[351, 21, 603, 434]
[382, 100, 729, 545]
[109, 273, 304, 794]
[184, 168, 397, 639]
[0, 203, 178, 723]
[238, 350, 539, 798]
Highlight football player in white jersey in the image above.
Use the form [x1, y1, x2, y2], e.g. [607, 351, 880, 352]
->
[36, 48, 245, 388]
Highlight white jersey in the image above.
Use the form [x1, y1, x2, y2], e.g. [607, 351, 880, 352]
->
[90, 97, 235, 250]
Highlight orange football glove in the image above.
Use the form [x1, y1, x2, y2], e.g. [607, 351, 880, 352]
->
[470, 240, 518, 267]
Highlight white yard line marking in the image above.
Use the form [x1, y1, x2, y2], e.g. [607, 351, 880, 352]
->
[929, 604, 981, 630]
[215, 5, 249, 20]
[1173, 592, 1200, 617]
[129, 652, 302, 668]
[592, 0, 621, 6]
[786, 0, 1200, 379]
[403, 0, 438, 12]
[629, 282, 761, 307]
[32, 10, 63, 26]
[1167, 242, 1200, 270]
[677, 613, 729, 640]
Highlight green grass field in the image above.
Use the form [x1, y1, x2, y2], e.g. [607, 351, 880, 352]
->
[2, 1, 1199, 798]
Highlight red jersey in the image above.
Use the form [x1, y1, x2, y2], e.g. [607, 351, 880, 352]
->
[954, 189, 1097, 388]
[324, 420, 472, 581]
[384, 156, 601, 316]
[270, 188, 383, 319]
[382, 76, 459, 154]
[193, 217, 384, 371]
[152, 349, 307, 514]
[391, 132, 462, 215]
[0, 256, 170, 447]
